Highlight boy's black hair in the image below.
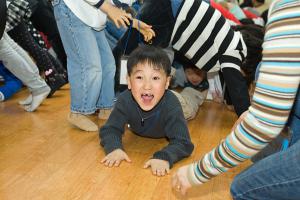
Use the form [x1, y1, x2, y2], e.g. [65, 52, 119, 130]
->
[127, 45, 171, 76]
[233, 24, 264, 86]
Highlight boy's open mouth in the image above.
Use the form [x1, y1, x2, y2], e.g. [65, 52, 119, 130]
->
[141, 93, 154, 102]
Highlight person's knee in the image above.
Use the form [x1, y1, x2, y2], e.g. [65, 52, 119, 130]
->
[103, 58, 116, 77]
[230, 176, 246, 200]
[230, 179, 239, 199]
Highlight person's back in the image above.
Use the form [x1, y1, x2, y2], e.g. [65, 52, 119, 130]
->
[172, 0, 250, 116]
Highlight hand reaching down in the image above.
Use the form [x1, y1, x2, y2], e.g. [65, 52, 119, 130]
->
[171, 165, 193, 195]
[144, 159, 170, 176]
[101, 149, 131, 167]
[100, 2, 155, 42]
[132, 19, 156, 43]
[101, 2, 132, 28]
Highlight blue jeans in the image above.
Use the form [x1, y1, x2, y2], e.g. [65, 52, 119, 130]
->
[170, 0, 182, 17]
[289, 88, 300, 145]
[52, 0, 115, 114]
[105, 20, 127, 49]
[170, 0, 210, 17]
[231, 87, 300, 200]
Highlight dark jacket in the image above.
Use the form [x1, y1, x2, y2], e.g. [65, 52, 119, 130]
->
[100, 90, 194, 168]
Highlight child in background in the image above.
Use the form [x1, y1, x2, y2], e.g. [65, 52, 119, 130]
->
[171, 55, 209, 120]
[100, 45, 194, 176]
[0, 62, 22, 101]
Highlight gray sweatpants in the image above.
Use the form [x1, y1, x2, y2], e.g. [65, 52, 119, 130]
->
[0, 32, 49, 96]
[171, 87, 208, 120]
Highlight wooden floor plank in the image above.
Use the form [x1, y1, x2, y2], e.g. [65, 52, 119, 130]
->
[0, 85, 250, 200]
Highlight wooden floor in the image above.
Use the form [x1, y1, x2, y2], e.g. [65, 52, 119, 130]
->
[0, 85, 251, 200]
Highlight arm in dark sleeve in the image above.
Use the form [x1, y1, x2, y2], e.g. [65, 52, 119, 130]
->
[152, 99, 194, 168]
[99, 98, 128, 154]
[222, 67, 250, 116]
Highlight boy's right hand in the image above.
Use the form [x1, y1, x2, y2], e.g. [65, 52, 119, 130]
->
[101, 149, 131, 167]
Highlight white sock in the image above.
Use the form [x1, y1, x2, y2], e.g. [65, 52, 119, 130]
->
[0, 92, 4, 101]
[19, 94, 33, 105]
[23, 90, 50, 112]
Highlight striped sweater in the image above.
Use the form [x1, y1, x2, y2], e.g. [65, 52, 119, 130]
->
[187, 0, 300, 185]
[171, 0, 247, 73]
[171, 0, 250, 116]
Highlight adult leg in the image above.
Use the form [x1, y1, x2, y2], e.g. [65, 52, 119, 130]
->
[8, 22, 67, 96]
[288, 88, 300, 146]
[231, 139, 300, 200]
[53, 0, 102, 131]
[0, 33, 50, 111]
[94, 30, 116, 119]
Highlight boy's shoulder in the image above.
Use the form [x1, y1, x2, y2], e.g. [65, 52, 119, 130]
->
[165, 89, 177, 100]
[117, 89, 132, 102]
[162, 90, 182, 110]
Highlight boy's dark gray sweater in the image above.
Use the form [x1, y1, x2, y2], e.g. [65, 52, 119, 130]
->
[99, 89, 194, 168]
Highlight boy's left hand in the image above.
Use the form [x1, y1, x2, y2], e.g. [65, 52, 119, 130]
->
[143, 159, 170, 176]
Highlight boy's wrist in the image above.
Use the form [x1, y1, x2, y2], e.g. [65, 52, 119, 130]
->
[104, 144, 124, 155]
[152, 151, 172, 168]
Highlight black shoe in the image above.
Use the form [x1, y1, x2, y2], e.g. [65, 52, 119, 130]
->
[45, 69, 67, 97]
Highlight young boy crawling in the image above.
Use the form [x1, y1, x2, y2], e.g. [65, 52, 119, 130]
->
[99, 45, 194, 176]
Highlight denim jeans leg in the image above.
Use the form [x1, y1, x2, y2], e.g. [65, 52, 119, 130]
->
[288, 88, 300, 146]
[0, 32, 49, 95]
[94, 30, 116, 109]
[170, 0, 183, 17]
[231, 140, 300, 200]
[53, 0, 103, 114]
[105, 20, 127, 49]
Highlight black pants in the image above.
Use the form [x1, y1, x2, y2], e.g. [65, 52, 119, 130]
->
[29, 0, 67, 68]
[8, 22, 67, 96]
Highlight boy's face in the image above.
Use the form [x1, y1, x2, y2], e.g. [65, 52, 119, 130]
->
[184, 68, 204, 86]
[127, 62, 171, 111]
